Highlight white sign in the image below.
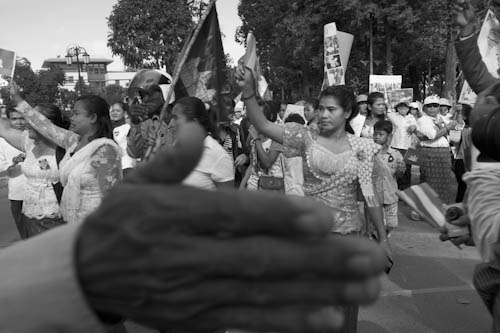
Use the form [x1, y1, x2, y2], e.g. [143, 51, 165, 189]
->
[323, 23, 353, 88]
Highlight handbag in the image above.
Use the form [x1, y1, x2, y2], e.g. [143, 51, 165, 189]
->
[257, 148, 286, 192]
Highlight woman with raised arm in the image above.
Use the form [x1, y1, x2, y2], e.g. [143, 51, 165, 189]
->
[0, 104, 68, 237]
[236, 65, 390, 333]
[10, 83, 122, 225]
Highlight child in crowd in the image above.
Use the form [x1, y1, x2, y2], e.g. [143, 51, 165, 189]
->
[373, 120, 406, 235]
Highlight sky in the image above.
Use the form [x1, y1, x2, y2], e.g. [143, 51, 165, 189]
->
[0, 0, 245, 71]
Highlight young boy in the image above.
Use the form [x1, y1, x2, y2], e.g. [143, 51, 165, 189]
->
[373, 120, 406, 235]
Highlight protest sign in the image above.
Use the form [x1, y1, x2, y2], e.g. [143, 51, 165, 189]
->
[283, 104, 306, 123]
[323, 23, 346, 87]
[389, 88, 413, 109]
[458, 10, 500, 106]
[242, 32, 272, 100]
[0, 48, 16, 79]
[337, 31, 354, 73]
[369, 75, 402, 108]
[458, 80, 477, 106]
[477, 10, 500, 78]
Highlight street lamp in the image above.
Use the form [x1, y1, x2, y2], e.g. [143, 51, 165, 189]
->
[65, 45, 90, 94]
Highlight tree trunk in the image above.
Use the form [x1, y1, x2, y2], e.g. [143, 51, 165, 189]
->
[442, 29, 457, 103]
[385, 19, 393, 75]
[301, 64, 311, 98]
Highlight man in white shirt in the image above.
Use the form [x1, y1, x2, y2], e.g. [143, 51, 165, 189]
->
[0, 108, 27, 238]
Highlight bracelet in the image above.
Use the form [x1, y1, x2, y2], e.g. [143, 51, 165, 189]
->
[241, 93, 255, 101]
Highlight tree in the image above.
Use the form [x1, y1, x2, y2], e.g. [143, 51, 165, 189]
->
[237, 0, 466, 101]
[1, 57, 65, 107]
[107, 0, 193, 72]
[99, 84, 126, 106]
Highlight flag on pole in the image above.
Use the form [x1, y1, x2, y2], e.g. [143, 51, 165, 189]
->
[0, 48, 16, 79]
[242, 32, 272, 100]
[173, 1, 230, 123]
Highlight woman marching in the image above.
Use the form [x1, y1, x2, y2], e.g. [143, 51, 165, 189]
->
[236, 64, 391, 333]
[0, 104, 68, 237]
[417, 96, 457, 204]
[10, 83, 122, 224]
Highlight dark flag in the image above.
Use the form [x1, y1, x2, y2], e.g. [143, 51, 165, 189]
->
[173, 1, 229, 123]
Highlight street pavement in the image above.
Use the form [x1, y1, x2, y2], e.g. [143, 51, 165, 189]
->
[0, 182, 491, 332]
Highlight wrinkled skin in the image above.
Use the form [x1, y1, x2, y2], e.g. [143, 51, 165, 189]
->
[76, 123, 386, 333]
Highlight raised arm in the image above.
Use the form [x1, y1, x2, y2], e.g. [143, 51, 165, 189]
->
[11, 84, 78, 150]
[454, 0, 498, 94]
[0, 119, 25, 152]
[235, 63, 283, 144]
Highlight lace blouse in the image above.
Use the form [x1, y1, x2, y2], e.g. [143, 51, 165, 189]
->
[283, 123, 381, 233]
[21, 132, 61, 219]
[16, 101, 122, 224]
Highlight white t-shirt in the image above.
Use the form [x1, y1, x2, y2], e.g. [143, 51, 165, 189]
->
[417, 115, 449, 148]
[0, 138, 26, 201]
[183, 136, 235, 190]
[387, 112, 417, 150]
[350, 113, 366, 137]
[113, 124, 136, 170]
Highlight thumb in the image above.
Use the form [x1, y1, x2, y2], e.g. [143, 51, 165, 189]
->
[126, 123, 205, 184]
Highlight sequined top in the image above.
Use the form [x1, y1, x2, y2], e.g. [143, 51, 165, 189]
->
[283, 123, 381, 233]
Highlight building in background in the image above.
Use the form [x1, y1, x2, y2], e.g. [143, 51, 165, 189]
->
[105, 71, 136, 88]
[42, 56, 116, 91]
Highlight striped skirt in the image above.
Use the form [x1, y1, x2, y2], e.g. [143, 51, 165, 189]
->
[419, 147, 453, 204]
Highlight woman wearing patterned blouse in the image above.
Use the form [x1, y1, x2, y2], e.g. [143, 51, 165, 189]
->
[10, 83, 122, 224]
[0, 104, 68, 237]
[236, 67, 390, 333]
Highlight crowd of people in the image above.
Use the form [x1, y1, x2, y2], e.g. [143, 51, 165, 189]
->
[1, 0, 500, 332]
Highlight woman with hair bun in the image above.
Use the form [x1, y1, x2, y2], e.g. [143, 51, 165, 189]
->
[170, 96, 234, 190]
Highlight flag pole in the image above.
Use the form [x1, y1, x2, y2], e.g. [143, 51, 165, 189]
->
[145, 0, 217, 161]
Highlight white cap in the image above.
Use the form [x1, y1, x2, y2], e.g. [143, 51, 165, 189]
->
[423, 95, 440, 105]
[439, 98, 452, 107]
[409, 102, 419, 109]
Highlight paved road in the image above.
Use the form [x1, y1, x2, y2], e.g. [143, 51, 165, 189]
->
[0, 184, 491, 332]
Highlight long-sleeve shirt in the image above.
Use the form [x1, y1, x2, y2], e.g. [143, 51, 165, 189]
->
[417, 115, 449, 148]
[0, 223, 105, 332]
[464, 165, 500, 262]
[127, 115, 175, 160]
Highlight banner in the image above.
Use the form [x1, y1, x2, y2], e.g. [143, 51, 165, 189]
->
[389, 88, 413, 109]
[369, 75, 402, 107]
[173, 2, 229, 122]
[0, 48, 16, 79]
[323, 23, 353, 87]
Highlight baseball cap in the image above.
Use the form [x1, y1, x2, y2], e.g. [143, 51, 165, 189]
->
[409, 102, 419, 109]
[424, 96, 440, 105]
[356, 94, 368, 104]
[395, 101, 410, 108]
[439, 98, 452, 107]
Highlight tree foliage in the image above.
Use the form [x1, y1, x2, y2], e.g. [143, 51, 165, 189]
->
[1, 57, 65, 107]
[107, 0, 193, 72]
[237, 0, 488, 101]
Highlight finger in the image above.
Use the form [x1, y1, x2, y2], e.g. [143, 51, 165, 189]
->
[151, 277, 381, 307]
[126, 123, 205, 184]
[134, 306, 345, 333]
[450, 215, 470, 227]
[125, 186, 335, 237]
[146, 234, 387, 279]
